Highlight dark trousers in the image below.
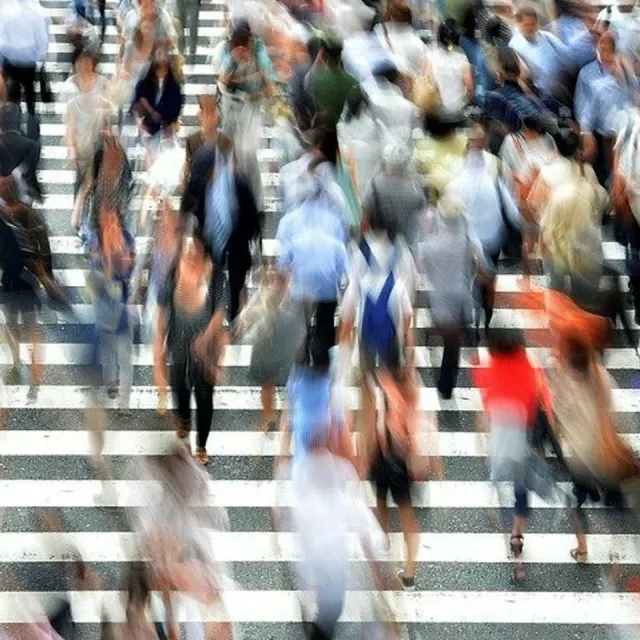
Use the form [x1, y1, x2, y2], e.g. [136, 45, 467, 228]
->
[299, 299, 338, 367]
[437, 325, 462, 398]
[594, 132, 614, 190]
[170, 361, 214, 449]
[4, 61, 37, 116]
[227, 251, 250, 323]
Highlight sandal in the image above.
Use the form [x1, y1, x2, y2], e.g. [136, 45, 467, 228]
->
[195, 447, 209, 466]
[570, 548, 588, 564]
[510, 534, 524, 558]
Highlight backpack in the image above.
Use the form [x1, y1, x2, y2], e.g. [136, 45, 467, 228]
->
[358, 238, 401, 368]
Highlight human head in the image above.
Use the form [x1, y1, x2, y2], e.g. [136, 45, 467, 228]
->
[487, 328, 526, 354]
[438, 18, 460, 49]
[75, 47, 99, 75]
[497, 46, 521, 83]
[310, 115, 339, 165]
[321, 34, 343, 68]
[382, 142, 411, 175]
[517, 5, 539, 39]
[597, 28, 617, 67]
[388, 1, 412, 24]
[152, 40, 171, 74]
[178, 226, 213, 281]
[467, 113, 489, 149]
[0, 103, 21, 133]
[137, 18, 156, 45]
[230, 20, 252, 64]
[307, 36, 323, 63]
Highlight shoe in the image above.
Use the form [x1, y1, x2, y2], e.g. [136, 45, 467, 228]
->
[397, 570, 415, 591]
[107, 386, 118, 400]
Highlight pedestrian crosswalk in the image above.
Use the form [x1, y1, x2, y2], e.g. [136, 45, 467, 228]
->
[2, 0, 640, 638]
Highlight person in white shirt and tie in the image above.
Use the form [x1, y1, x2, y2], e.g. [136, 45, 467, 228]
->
[0, 0, 50, 116]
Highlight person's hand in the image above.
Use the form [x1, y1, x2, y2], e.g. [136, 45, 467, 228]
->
[157, 385, 168, 416]
[582, 133, 597, 163]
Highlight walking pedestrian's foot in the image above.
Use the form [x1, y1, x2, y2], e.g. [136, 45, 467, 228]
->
[107, 385, 119, 400]
[261, 420, 277, 433]
[570, 548, 588, 564]
[510, 534, 524, 557]
[396, 570, 415, 591]
[195, 447, 209, 465]
[6, 364, 22, 384]
[513, 563, 526, 583]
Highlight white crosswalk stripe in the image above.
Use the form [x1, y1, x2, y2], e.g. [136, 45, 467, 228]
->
[1, 1, 639, 638]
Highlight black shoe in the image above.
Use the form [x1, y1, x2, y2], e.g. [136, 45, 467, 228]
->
[397, 570, 415, 591]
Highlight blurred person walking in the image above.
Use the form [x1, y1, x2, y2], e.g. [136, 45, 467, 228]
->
[0, 0, 50, 117]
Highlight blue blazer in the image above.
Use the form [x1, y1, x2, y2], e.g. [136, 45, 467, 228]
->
[132, 73, 184, 136]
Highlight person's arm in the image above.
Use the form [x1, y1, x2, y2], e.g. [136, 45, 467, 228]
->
[275, 405, 291, 475]
[462, 59, 474, 101]
[153, 305, 169, 415]
[71, 170, 94, 229]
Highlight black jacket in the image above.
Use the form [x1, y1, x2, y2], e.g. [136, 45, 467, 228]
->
[0, 128, 43, 201]
[181, 140, 262, 270]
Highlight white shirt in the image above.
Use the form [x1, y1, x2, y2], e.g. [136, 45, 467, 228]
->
[0, 0, 49, 65]
[374, 22, 429, 77]
[427, 47, 470, 117]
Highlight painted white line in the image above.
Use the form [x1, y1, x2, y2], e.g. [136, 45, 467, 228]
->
[0, 426, 638, 455]
[2, 385, 640, 413]
[2, 343, 639, 370]
[2, 590, 640, 624]
[0, 479, 602, 509]
[3, 531, 640, 564]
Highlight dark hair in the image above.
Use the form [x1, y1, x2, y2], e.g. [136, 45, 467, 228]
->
[555, 122, 581, 159]
[388, 0, 412, 23]
[307, 36, 323, 62]
[367, 183, 397, 240]
[343, 85, 369, 122]
[230, 27, 251, 50]
[565, 336, 592, 374]
[484, 16, 505, 46]
[497, 46, 521, 79]
[75, 45, 100, 70]
[321, 38, 343, 66]
[142, 42, 180, 93]
[438, 18, 460, 48]
[0, 103, 21, 132]
[310, 117, 339, 165]
[372, 61, 401, 85]
[487, 328, 526, 354]
[462, 5, 478, 41]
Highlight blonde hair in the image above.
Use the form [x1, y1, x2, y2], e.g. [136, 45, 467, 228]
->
[540, 177, 599, 273]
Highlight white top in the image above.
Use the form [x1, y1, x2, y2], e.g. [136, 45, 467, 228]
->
[374, 22, 430, 77]
[427, 47, 471, 117]
[341, 233, 414, 347]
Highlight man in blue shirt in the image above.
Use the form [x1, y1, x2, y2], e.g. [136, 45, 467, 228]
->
[0, 0, 50, 116]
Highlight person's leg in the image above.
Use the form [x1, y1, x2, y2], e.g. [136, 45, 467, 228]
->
[437, 325, 460, 399]
[98, 0, 107, 42]
[169, 362, 192, 439]
[260, 382, 276, 431]
[22, 65, 37, 117]
[397, 501, 418, 584]
[116, 329, 133, 410]
[100, 331, 118, 396]
[187, 0, 201, 56]
[227, 253, 249, 323]
[193, 368, 214, 461]
[175, 0, 187, 54]
[314, 300, 338, 365]
[3, 62, 21, 107]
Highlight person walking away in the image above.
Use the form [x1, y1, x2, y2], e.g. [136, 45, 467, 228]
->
[339, 201, 415, 477]
[472, 328, 553, 581]
[0, 0, 50, 117]
[419, 194, 488, 398]
[444, 115, 521, 335]
[176, 0, 201, 57]
[306, 35, 359, 126]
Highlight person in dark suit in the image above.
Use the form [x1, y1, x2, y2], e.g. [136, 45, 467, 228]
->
[181, 130, 262, 323]
[0, 104, 43, 203]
